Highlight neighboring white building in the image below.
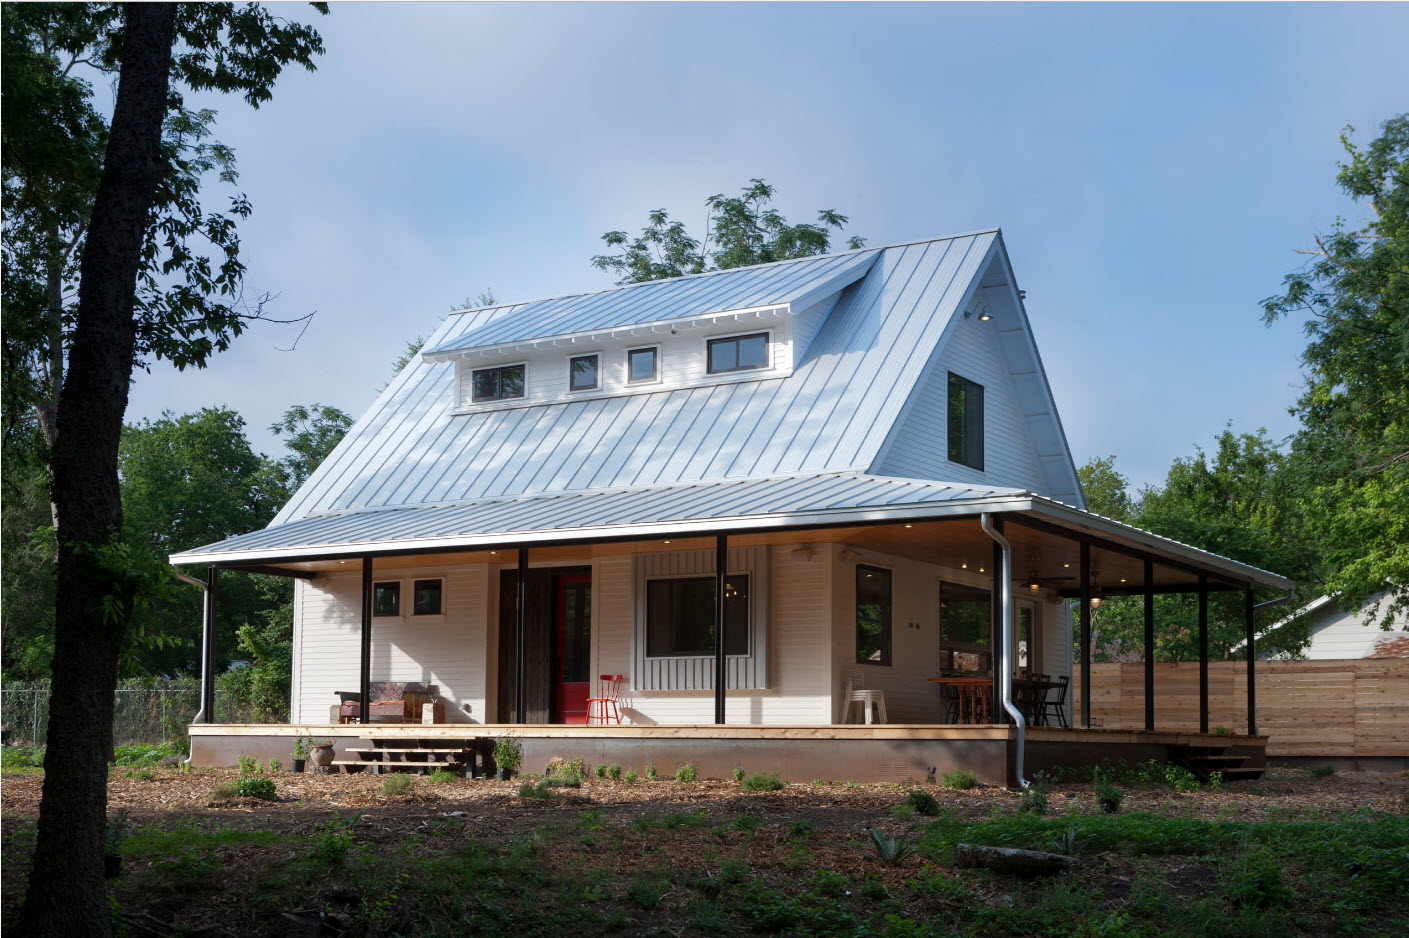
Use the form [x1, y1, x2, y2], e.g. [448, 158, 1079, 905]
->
[1254, 591, 1409, 660]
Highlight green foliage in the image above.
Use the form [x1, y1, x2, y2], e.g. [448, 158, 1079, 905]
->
[591, 179, 865, 284]
[266, 759, 280, 774]
[741, 771, 784, 792]
[236, 754, 257, 775]
[210, 780, 240, 800]
[623, 769, 638, 785]
[380, 773, 413, 796]
[1, 748, 45, 772]
[518, 780, 553, 800]
[904, 791, 940, 816]
[593, 763, 607, 778]
[675, 762, 697, 783]
[235, 776, 276, 801]
[428, 769, 456, 785]
[113, 741, 182, 766]
[786, 819, 815, 839]
[644, 764, 658, 780]
[1020, 781, 1049, 816]
[105, 811, 129, 854]
[1078, 456, 1136, 522]
[937, 770, 979, 791]
[606, 764, 621, 780]
[493, 735, 522, 772]
[868, 828, 914, 865]
[1224, 850, 1295, 909]
[268, 403, 352, 488]
[1309, 765, 1337, 778]
[626, 872, 671, 910]
[733, 766, 745, 783]
[1093, 772, 1126, 813]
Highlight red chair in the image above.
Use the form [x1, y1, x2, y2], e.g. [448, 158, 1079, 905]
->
[586, 674, 625, 725]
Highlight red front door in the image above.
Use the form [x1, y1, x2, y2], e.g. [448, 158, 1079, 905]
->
[553, 575, 591, 724]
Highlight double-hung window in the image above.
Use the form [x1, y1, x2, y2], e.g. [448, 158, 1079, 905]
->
[569, 354, 599, 392]
[471, 364, 525, 403]
[707, 332, 769, 374]
[855, 565, 892, 665]
[947, 372, 984, 470]
[646, 575, 750, 657]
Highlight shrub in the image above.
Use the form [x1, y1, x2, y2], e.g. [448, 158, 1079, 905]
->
[519, 780, 553, 799]
[938, 770, 979, 790]
[1094, 771, 1125, 813]
[644, 763, 658, 780]
[105, 811, 130, 854]
[733, 767, 745, 783]
[786, 819, 815, 839]
[211, 781, 240, 801]
[380, 773, 413, 796]
[236, 776, 277, 801]
[627, 873, 672, 910]
[903, 790, 940, 816]
[593, 763, 607, 778]
[675, 762, 697, 783]
[428, 769, 456, 784]
[624, 770, 638, 785]
[1225, 851, 1294, 909]
[236, 754, 258, 776]
[543, 770, 582, 788]
[493, 735, 523, 772]
[310, 828, 353, 866]
[1019, 781, 1048, 816]
[1309, 765, 1337, 778]
[867, 828, 913, 865]
[741, 772, 784, 792]
[266, 759, 281, 774]
[607, 764, 622, 780]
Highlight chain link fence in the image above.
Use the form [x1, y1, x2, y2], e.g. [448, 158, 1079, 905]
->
[1, 680, 200, 748]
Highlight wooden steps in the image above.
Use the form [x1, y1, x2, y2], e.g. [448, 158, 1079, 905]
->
[327, 738, 496, 776]
[1173, 743, 1265, 783]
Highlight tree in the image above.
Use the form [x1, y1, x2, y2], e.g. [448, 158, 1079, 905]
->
[1263, 115, 1409, 628]
[591, 179, 866, 284]
[1077, 456, 1134, 522]
[15, 6, 326, 935]
[269, 402, 352, 488]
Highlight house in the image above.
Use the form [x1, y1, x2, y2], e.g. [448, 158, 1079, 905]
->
[173, 230, 1293, 786]
[1247, 591, 1409, 660]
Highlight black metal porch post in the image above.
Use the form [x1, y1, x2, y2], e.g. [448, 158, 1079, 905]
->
[1143, 559, 1154, 731]
[1197, 574, 1209, 734]
[360, 557, 373, 725]
[516, 547, 528, 724]
[201, 566, 219, 722]
[1245, 588, 1257, 737]
[990, 524, 1004, 723]
[714, 534, 728, 725]
[1079, 541, 1092, 728]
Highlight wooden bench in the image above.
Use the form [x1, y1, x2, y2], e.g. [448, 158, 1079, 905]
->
[333, 682, 445, 724]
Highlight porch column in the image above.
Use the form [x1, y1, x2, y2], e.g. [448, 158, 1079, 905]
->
[1143, 559, 1154, 731]
[990, 521, 1004, 723]
[1079, 541, 1092, 728]
[516, 547, 529, 724]
[201, 566, 219, 723]
[1197, 574, 1209, 734]
[714, 533, 727, 725]
[360, 557, 373, 725]
[1245, 588, 1257, 736]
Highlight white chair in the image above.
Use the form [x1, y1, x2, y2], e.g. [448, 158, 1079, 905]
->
[841, 669, 888, 724]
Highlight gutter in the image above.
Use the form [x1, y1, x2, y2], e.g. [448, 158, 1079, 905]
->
[980, 513, 1029, 790]
[173, 572, 209, 764]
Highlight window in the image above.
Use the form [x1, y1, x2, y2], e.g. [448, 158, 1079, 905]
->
[412, 579, 443, 616]
[568, 354, 599, 392]
[707, 332, 769, 374]
[940, 580, 991, 674]
[646, 575, 749, 657]
[471, 363, 525, 402]
[627, 346, 659, 383]
[947, 373, 984, 469]
[372, 581, 401, 618]
[855, 565, 892, 665]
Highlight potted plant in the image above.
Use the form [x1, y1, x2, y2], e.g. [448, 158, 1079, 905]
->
[291, 737, 308, 773]
[493, 735, 522, 780]
[104, 811, 129, 879]
[308, 738, 335, 769]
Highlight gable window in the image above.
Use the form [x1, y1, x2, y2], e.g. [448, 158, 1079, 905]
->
[646, 575, 749, 657]
[568, 354, 599, 392]
[707, 332, 769, 374]
[856, 565, 892, 665]
[372, 581, 401, 618]
[471, 363, 525, 403]
[947, 372, 984, 470]
[627, 346, 659, 383]
[412, 579, 443, 616]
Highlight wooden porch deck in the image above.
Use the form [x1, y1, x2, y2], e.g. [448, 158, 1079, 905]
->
[189, 723, 1267, 788]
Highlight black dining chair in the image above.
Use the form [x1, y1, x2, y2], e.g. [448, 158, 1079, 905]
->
[1041, 675, 1069, 728]
[939, 682, 961, 724]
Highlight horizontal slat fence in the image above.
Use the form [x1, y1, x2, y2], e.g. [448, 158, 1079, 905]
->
[1074, 660, 1408, 757]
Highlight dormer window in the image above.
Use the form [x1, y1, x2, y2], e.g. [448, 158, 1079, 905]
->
[627, 346, 659, 383]
[707, 332, 769, 374]
[471, 363, 525, 402]
[569, 354, 600, 392]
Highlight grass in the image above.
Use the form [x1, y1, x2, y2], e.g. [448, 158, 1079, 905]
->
[937, 770, 979, 790]
[675, 762, 697, 782]
[380, 774, 413, 796]
[740, 771, 784, 792]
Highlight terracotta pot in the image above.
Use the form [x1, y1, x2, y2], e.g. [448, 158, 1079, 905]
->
[310, 745, 335, 768]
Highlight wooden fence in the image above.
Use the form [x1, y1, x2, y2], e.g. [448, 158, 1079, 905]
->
[1073, 659, 1408, 758]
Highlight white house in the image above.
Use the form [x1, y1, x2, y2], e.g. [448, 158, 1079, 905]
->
[1251, 591, 1409, 660]
[174, 230, 1293, 785]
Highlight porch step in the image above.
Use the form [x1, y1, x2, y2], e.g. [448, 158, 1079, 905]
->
[329, 759, 467, 775]
[345, 747, 471, 762]
[1172, 743, 1264, 783]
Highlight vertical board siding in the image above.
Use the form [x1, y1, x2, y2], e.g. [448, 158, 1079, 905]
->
[294, 564, 488, 724]
[875, 305, 1046, 494]
[1074, 660, 1409, 757]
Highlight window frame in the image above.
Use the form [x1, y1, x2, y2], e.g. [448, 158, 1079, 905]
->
[643, 573, 751, 659]
[854, 564, 893, 667]
[411, 578, 445, 617]
[372, 580, 402, 619]
[626, 345, 661, 384]
[947, 371, 985, 470]
[567, 353, 600, 392]
[470, 362, 527, 403]
[706, 331, 771, 375]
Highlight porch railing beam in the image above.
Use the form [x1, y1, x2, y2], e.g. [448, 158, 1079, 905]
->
[1079, 541, 1091, 729]
[516, 547, 528, 724]
[1245, 588, 1257, 736]
[1197, 574, 1209, 734]
[201, 566, 219, 723]
[1143, 559, 1154, 731]
[714, 533, 727, 725]
[360, 556, 373, 725]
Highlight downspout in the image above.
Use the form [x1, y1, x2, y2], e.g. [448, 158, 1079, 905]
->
[980, 513, 1028, 789]
[1254, 589, 1295, 613]
[175, 571, 209, 765]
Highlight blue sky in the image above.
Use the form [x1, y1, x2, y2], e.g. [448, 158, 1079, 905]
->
[124, 2, 1409, 490]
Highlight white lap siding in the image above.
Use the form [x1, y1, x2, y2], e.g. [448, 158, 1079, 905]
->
[292, 564, 489, 724]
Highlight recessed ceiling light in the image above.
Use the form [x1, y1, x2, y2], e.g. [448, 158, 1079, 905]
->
[338, 560, 347, 564]
[1063, 563, 1070, 568]
[979, 567, 985, 573]
[489, 551, 497, 555]
[961, 563, 967, 569]
[1120, 578, 1127, 583]
[663, 540, 671, 545]
[904, 524, 913, 529]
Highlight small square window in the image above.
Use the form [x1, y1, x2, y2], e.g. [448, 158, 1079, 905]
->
[569, 354, 599, 392]
[413, 579, 443, 616]
[627, 347, 659, 383]
[471, 364, 525, 403]
[372, 581, 401, 617]
[707, 333, 769, 374]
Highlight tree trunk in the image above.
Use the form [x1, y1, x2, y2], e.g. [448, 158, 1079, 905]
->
[20, 6, 176, 937]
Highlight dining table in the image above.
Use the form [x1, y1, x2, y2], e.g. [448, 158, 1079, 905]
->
[928, 676, 994, 724]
